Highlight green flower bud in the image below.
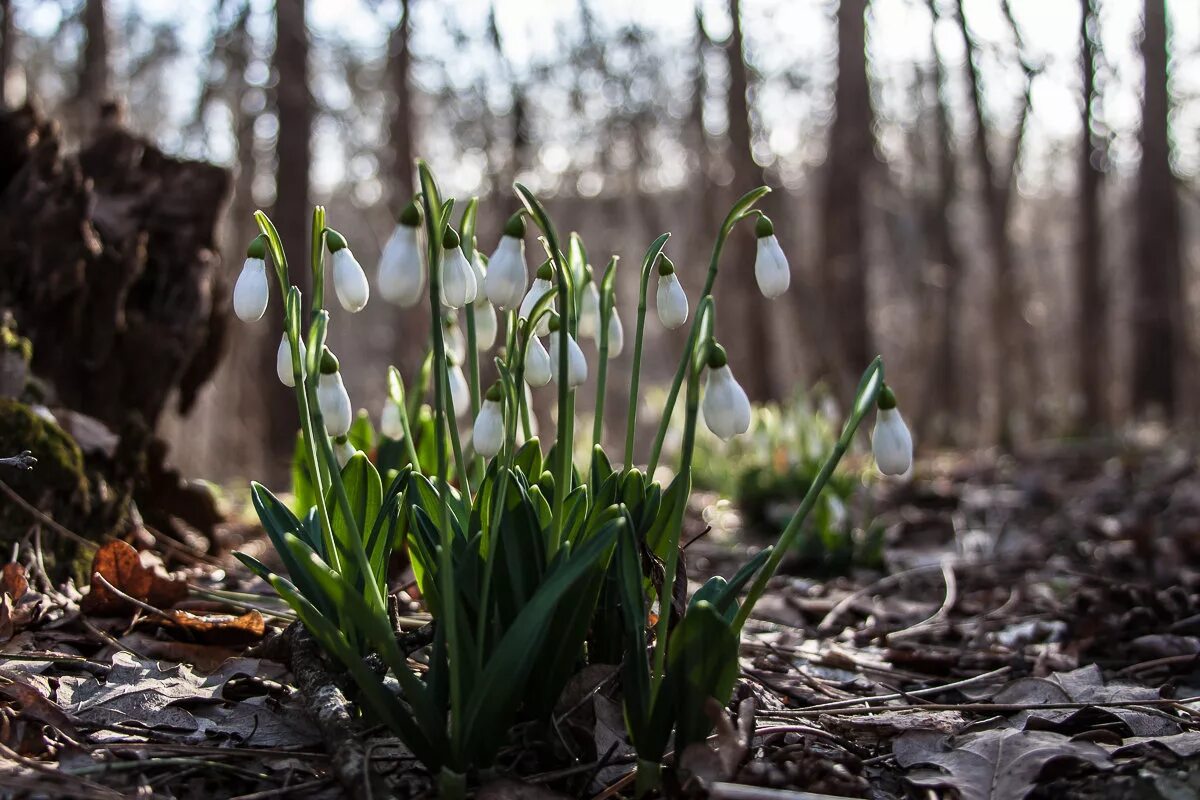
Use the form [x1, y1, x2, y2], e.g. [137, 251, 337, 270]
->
[877, 383, 897, 410]
[657, 254, 676, 276]
[706, 341, 729, 370]
[502, 211, 526, 238]
[536, 260, 554, 281]
[485, 382, 504, 402]
[398, 200, 421, 227]
[754, 214, 775, 239]
[325, 228, 348, 252]
[320, 346, 340, 375]
[442, 226, 461, 249]
[246, 234, 267, 259]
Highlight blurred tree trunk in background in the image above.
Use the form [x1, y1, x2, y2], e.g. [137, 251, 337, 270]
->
[820, 0, 874, 392]
[724, 0, 774, 402]
[0, 0, 13, 108]
[1132, 0, 1181, 419]
[1076, 0, 1106, 431]
[920, 0, 964, 445]
[76, 0, 109, 136]
[263, 0, 312, 475]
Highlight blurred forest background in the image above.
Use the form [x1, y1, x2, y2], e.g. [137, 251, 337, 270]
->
[2, 0, 1198, 485]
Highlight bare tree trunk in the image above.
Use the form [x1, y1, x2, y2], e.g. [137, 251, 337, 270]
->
[262, 0, 312, 478]
[77, 0, 110, 136]
[724, 0, 775, 401]
[819, 0, 874, 387]
[0, 0, 14, 108]
[1076, 0, 1106, 430]
[1132, 0, 1182, 418]
[387, 0, 413, 202]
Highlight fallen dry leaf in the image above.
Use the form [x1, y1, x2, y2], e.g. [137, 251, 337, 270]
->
[2, 563, 28, 600]
[158, 609, 266, 645]
[81, 540, 187, 615]
[995, 665, 1179, 737]
[895, 727, 1110, 800]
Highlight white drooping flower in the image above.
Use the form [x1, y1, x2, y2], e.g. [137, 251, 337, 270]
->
[317, 364, 353, 437]
[484, 213, 529, 309]
[605, 307, 625, 358]
[701, 345, 751, 440]
[753, 215, 790, 299]
[519, 262, 555, 336]
[377, 204, 424, 307]
[548, 318, 588, 387]
[578, 278, 601, 340]
[448, 361, 471, 418]
[871, 387, 913, 476]
[328, 230, 370, 313]
[233, 238, 270, 322]
[655, 256, 689, 330]
[443, 316, 467, 364]
[471, 253, 499, 350]
[473, 387, 505, 459]
[524, 334, 552, 387]
[334, 437, 358, 468]
[441, 228, 477, 309]
[276, 334, 306, 387]
[380, 400, 404, 440]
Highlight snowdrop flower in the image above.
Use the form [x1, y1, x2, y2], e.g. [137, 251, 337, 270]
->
[276, 333, 306, 387]
[471, 253, 499, 350]
[701, 343, 751, 440]
[316, 349, 353, 437]
[484, 212, 528, 310]
[448, 359, 471, 418]
[578, 276, 601, 340]
[519, 261, 555, 336]
[547, 316, 588, 387]
[753, 215, 790, 299]
[440, 227, 477, 309]
[327, 229, 370, 313]
[871, 385, 913, 476]
[334, 436, 358, 468]
[473, 384, 505, 459]
[605, 307, 625, 358]
[655, 255, 689, 330]
[380, 400, 404, 440]
[524, 334, 552, 388]
[377, 201, 424, 307]
[233, 236, 270, 322]
[443, 315, 467, 364]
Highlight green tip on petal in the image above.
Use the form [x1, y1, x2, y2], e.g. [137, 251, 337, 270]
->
[877, 383, 897, 410]
[536, 260, 554, 280]
[442, 227, 461, 249]
[485, 382, 504, 402]
[246, 235, 267, 259]
[657, 254, 675, 276]
[754, 214, 775, 239]
[320, 346, 340, 375]
[503, 211, 526, 238]
[325, 228, 348, 252]
[398, 200, 421, 227]
[706, 341, 728, 369]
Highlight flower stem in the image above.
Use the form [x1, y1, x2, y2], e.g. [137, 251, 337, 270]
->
[592, 258, 618, 454]
[623, 234, 670, 471]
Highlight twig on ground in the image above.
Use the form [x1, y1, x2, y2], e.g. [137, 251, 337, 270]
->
[817, 563, 946, 633]
[884, 558, 958, 641]
[761, 694, 1200, 719]
[0, 451, 36, 470]
[0, 477, 96, 548]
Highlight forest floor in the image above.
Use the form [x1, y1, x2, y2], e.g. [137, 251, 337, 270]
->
[2, 442, 1199, 799]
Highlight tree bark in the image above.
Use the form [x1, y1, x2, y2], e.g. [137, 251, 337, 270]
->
[387, 0, 414, 203]
[819, 0, 874, 386]
[77, 0, 110, 135]
[0, 0, 14, 109]
[1076, 0, 1106, 430]
[263, 0, 313, 476]
[1131, 0, 1182, 418]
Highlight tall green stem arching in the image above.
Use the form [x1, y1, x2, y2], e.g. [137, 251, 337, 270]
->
[649, 297, 714, 688]
[387, 366, 422, 472]
[623, 233, 671, 471]
[591, 258, 618, 453]
[646, 186, 771, 474]
[731, 356, 884, 633]
[310, 205, 327, 313]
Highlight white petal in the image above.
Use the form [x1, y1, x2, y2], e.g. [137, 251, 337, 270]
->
[549, 332, 588, 387]
[377, 226, 425, 307]
[524, 335, 552, 387]
[233, 257, 269, 321]
[473, 399, 505, 458]
[333, 249, 370, 312]
[518, 278, 554, 336]
[656, 273, 689, 330]
[381, 401, 404, 439]
[872, 408, 913, 476]
[754, 235, 790, 298]
[276, 334, 306, 387]
[473, 301, 498, 350]
[317, 372, 353, 437]
[485, 236, 528, 310]
[335, 439, 359, 468]
[702, 365, 751, 440]
[606, 309, 624, 358]
[444, 321, 467, 364]
[441, 247, 478, 309]
[578, 281, 601, 339]
[448, 364, 471, 417]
